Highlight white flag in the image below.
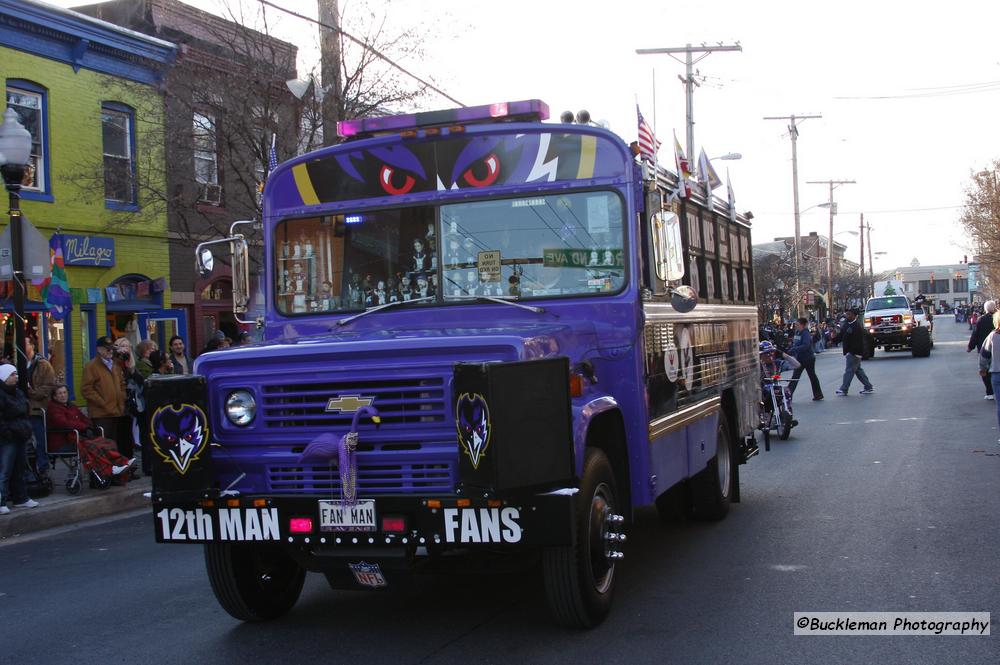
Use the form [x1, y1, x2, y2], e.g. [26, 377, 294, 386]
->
[726, 169, 737, 223]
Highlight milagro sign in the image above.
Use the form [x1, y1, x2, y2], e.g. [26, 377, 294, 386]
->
[61, 234, 115, 267]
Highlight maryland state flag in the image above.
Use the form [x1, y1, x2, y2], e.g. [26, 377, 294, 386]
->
[41, 234, 71, 320]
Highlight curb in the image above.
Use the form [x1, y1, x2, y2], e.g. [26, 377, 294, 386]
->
[0, 481, 151, 541]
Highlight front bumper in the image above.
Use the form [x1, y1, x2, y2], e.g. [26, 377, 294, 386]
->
[152, 491, 575, 549]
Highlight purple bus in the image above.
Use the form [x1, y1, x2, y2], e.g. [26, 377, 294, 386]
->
[146, 100, 760, 628]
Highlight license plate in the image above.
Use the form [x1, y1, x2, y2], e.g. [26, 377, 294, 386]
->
[318, 499, 376, 532]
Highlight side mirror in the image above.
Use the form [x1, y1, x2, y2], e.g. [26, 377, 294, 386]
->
[231, 236, 251, 313]
[671, 284, 698, 313]
[196, 247, 214, 278]
[652, 211, 685, 282]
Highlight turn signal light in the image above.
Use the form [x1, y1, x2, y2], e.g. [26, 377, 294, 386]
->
[569, 373, 585, 397]
[381, 516, 406, 533]
[289, 518, 313, 533]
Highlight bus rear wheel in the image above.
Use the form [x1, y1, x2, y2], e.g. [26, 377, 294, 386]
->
[689, 416, 736, 521]
[204, 543, 306, 622]
[543, 448, 622, 628]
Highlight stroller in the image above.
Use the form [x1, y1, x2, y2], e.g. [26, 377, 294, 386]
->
[756, 341, 799, 450]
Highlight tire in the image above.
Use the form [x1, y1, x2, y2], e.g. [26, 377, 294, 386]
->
[762, 427, 771, 452]
[66, 477, 81, 495]
[778, 408, 792, 441]
[911, 326, 931, 357]
[204, 543, 306, 622]
[543, 448, 621, 628]
[689, 415, 736, 521]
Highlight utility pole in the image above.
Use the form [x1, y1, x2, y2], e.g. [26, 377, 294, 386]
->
[764, 113, 821, 317]
[859, 212, 865, 298]
[635, 42, 742, 161]
[866, 221, 874, 297]
[807, 179, 855, 318]
[318, 0, 342, 146]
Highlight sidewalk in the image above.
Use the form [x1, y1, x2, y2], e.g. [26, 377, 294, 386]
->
[0, 463, 151, 541]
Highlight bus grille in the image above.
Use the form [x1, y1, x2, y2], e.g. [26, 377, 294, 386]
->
[260, 375, 446, 429]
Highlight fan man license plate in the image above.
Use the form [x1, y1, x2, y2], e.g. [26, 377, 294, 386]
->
[318, 499, 376, 532]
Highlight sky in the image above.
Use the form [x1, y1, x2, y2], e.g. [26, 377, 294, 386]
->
[52, 0, 1000, 272]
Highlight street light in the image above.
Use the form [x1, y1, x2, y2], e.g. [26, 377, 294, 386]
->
[712, 153, 742, 161]
[0, 107, 34, 392]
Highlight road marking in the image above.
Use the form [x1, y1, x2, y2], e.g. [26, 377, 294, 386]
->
[833, 417, 928, 425]
[770, 564, 808, 572]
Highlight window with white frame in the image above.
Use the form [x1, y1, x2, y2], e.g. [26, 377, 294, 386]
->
[193, 111, 221, 203]
[102, 105, 135, 204]
[5, 85, 45, 191]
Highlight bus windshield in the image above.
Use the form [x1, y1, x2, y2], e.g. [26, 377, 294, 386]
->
[273, 191, 626, 315]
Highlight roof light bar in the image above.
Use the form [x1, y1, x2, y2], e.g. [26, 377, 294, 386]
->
[337, 100, 549, 138]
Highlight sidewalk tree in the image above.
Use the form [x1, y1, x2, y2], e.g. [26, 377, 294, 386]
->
[960, 164, 1000, 294]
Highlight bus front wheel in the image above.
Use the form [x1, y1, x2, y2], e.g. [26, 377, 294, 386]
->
[543, 447, 622, 628]
[204, 543, 306, 622]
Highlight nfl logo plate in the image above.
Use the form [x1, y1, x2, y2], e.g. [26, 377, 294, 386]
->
[348, 561, 387, 588]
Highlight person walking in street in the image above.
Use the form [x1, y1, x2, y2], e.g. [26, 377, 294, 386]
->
[833, 307, 874, 396]
[789, 317, 824, 401]
[0, 365, 40, 514]
[968, 300, 997, 400]
[168, 336, 192, 375]
[81, 336, 126, 454]
[24, 337, 55, 482]
[978, 310, 1000, 445]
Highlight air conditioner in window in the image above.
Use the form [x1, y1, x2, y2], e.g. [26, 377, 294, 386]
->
[198, 183, 222, 205]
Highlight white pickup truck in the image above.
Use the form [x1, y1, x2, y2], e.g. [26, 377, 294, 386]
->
[863, 295, 933, 358]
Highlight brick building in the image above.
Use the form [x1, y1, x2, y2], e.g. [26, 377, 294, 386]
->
[75, 0, 298, 352]
[1, 0, 175, 397]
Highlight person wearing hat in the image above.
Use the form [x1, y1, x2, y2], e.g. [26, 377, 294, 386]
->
[81, 336, 127, 454]
[0, 364, 40, 514]
[968, 300, 998, 399]
[832, 308, 874, 396]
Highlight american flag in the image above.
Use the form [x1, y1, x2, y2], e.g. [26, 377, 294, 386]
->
[636, 105, 660, 163]
[267, 134, 278, 174]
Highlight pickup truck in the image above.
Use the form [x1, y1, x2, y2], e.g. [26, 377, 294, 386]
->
[863, 295, 932, 357]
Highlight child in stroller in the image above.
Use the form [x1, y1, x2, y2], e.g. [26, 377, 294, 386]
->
[758, 340, 801, 446]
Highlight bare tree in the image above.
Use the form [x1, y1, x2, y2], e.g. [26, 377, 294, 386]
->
[959, 164, 1000, 294]
[72, 0, 440, 245]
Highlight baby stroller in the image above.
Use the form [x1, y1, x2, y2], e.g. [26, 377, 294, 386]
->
[757, 341, 799, 450]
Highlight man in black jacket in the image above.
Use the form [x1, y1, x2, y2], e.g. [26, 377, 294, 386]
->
[968, 300, 997, 399]
[834, 308, 874, 396]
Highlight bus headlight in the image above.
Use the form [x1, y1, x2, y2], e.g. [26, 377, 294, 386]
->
[225, 390, 256, 426]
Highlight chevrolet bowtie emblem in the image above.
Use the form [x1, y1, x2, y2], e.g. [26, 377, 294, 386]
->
[325, 394, 374, 413]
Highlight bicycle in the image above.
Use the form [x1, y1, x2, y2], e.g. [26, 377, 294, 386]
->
[757, 374, 799, 450]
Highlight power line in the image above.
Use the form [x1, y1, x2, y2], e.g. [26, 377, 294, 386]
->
[256, 0, 465, 108]
[761, 203, 973, 216]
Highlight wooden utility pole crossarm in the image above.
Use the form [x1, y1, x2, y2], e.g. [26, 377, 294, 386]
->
[635, 43, 742, 162]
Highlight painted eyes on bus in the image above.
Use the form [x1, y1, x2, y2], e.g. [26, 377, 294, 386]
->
[379, 164, 417, 195]
[461, 153, 500, 188]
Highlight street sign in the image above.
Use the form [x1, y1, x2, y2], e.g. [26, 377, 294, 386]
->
[0, 213, 50, 281]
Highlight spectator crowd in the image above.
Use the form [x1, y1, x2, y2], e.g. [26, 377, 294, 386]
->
[0, 330, 250, 514]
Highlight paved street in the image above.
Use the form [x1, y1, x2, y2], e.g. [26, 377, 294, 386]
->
[1, 321, 997, 665]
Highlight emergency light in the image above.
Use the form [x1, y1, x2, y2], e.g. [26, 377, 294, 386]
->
[337, 100, 550, 138]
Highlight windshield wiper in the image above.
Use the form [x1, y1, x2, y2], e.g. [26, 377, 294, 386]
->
[443, 294, 545, 314]
[335, 295, 436, 326]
